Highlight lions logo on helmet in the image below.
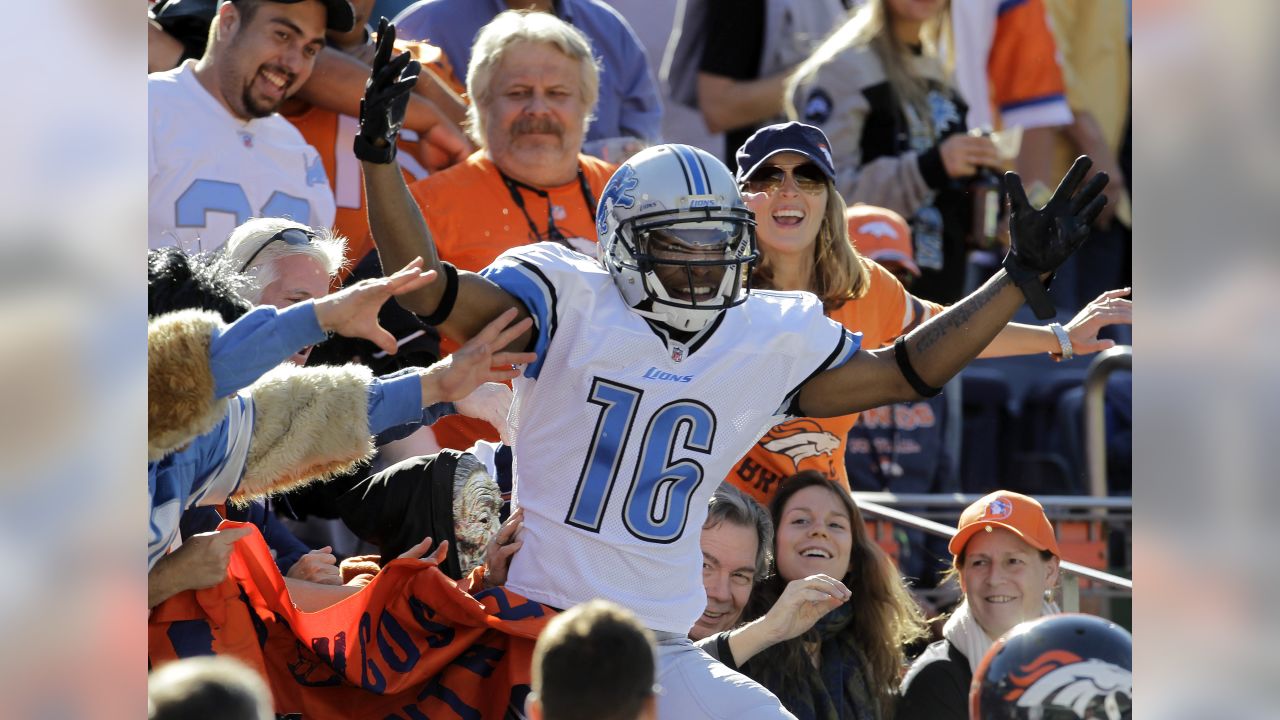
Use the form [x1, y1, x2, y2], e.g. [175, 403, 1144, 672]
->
[597, 144, 758, 333]
[971, 614, 1133, 720]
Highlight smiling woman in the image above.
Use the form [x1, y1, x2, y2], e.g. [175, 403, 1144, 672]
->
[734, 471, 928, 720]
[896, 491, 1064, 720]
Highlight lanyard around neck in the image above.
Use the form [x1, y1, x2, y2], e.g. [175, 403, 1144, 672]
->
[496, 165, 597, 246]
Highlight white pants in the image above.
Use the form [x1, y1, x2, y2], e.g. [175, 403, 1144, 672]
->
[654, 633, 796, 720]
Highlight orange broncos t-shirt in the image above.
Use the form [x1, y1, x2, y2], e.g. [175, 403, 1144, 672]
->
[285, 38, 464, 282]
[408, 151, 618, 450]
[726, 260, 944, 507]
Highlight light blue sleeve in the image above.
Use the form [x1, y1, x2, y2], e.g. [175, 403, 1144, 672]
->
[208, 302, 327, 398]
[480, 252, 556, 380]
[366, 371, 457, 435]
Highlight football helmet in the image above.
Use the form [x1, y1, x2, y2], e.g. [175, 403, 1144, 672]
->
[597, 144, 758, 332]
[972, 614, 1133, 720]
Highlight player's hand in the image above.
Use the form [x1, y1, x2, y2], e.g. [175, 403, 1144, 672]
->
[286, 546, 342, 586]
[354, 17, 420, 164]
[418, 307, 537, 403]
[455, 382, 515, 444]
[1064, 287, 1132, 355]
[482, 507, 524, 589]
[757, 574, 850, 644]
[1002, 156, 1109, 319]
[313, 257, 436, 354]
[168, 526, 253, 591]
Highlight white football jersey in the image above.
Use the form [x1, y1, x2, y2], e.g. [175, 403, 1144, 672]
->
[148, 61, 336, 251]
[482, 243, 862, 633]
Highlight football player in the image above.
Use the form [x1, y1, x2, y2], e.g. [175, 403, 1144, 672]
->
[355, 20, 1109, 719]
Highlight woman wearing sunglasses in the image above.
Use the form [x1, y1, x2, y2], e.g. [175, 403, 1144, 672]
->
[786, 0, 995, 306]
[725, 122, 1132, 509]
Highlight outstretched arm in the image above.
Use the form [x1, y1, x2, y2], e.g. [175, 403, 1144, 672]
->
[799, 157, 1109, 418]
[979, 287, 1132, 359]
[357, 19, 528, 348]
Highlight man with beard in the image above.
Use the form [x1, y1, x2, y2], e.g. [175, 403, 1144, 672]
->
[149, 0, 354, 251]
[399, 10, 618, 453]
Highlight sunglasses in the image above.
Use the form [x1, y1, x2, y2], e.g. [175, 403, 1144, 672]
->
[239, 227, 316, 272]
[743, 163, 828, 195]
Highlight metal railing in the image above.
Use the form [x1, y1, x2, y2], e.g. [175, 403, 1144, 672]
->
[1085, 346, 1132, 498]
[850, 492, 1132, 613]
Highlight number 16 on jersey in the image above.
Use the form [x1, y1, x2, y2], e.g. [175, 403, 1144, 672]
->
[565, 378, 717, 544]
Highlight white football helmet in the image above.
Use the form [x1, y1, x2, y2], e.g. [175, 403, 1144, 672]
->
[597, 144, 758, 332]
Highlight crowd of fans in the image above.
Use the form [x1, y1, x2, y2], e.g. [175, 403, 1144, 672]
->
[147, 0, 1131, 718]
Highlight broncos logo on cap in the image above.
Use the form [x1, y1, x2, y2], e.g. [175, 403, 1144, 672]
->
[984, 496, 1014, 520]
[856, 220, 902, 239]
[1005, 650, 1132, 720]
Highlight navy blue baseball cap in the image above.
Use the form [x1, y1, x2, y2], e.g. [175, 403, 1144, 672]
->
[154, 0, 356, 33]
[735, 122, 837, 184]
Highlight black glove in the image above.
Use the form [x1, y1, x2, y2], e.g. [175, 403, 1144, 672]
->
[353, 18, 421, 164]
[1002, 155, 1109, 319]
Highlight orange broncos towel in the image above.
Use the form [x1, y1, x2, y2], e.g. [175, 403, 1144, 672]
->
[149, 522, 554, 719]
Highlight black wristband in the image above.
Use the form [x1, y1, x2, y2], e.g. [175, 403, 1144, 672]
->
[353, 133, 397, 164]
[894, 336, 943, 398]
[1001, 251, 1056, 320]
[418, 262, 458, 326]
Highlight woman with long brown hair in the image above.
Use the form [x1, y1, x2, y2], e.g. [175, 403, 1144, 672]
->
[738, 470, 928, 720]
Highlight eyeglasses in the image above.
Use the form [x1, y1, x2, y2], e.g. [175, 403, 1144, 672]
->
[743, 163, 828, 195]
[239, 227, 317, 272]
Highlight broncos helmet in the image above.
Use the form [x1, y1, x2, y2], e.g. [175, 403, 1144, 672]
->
[597, 144, 758, 332]
[971, 614, 1132, 720]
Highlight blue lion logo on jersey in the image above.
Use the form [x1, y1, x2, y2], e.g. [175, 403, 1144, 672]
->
[598, 164, 639, 236]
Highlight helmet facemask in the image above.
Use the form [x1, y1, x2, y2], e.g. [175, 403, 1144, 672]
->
[609, 207, 758, 332]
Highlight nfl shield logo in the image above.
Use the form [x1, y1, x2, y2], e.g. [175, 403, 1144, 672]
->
[671, 345, 684, 363]
[238, 131, 254, 149]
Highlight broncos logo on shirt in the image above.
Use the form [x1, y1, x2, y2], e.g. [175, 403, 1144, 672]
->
[760, 418, 842, 471]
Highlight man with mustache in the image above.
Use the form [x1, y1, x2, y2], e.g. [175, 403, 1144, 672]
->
[398, 10, 618, 454]
[149, 0, 354, 251]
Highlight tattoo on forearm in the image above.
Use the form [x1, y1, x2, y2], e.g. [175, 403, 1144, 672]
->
[914, 274, 1012, 354]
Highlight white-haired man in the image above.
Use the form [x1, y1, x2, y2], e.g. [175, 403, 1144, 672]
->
[395, 11, 620, 452]
[221, 218, 348, 363]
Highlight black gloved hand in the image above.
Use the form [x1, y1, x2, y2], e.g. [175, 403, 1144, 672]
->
[353, 18, 421, 164]
[1002, 155, 1109, 319]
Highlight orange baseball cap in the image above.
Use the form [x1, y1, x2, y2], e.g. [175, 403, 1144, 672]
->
[846, 205, 919, 278]
[948, 491, 1060, 557]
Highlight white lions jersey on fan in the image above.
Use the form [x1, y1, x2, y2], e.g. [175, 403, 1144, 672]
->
[148, 62, 336, 252]
[482, 243, 861, 633]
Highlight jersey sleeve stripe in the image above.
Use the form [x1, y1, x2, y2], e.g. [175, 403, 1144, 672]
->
[191, 396, 252, 507]
[997, 0, 1029, 16]
[999, 101, 1074, 131]
[1000, 92, 1068, 112]
[778, 327, 864, 419]
[482, 256, 558, 380]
